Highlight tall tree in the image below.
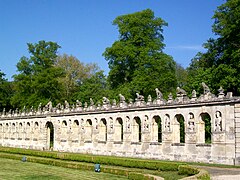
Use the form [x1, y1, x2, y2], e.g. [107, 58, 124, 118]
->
[11, 41, 64, 109]
[103, 9, 177, 99]
[186, 0, 240, 95]
[54, 54, 99, 101]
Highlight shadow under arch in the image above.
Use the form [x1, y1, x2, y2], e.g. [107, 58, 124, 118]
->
[199, 113, 211, 144]
[174, 114, 185, 143]
[152, 115, 162, 142]
[115, 117, 123, 142]
[45, 121, 54, 150]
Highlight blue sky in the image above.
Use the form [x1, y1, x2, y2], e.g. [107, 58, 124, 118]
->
[0, 0, 224, 80]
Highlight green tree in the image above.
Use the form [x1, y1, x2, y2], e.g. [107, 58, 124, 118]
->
[103, 9, 177, 99]
[0, 71, 13, 111]
[186, 0, 240, 95]
[11, 41, 64, 109]
[54, 54, 99, 101]
[73, 71, 107, 104]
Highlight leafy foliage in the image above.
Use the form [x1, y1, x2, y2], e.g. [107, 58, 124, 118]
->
[0, 71, 13, 111]
[11, 41, 64, 109]
[54, 54, 99, 102]
[73, 71, 108, 104]
[103, 9, 177, 99]
[186, 0, 240, 95]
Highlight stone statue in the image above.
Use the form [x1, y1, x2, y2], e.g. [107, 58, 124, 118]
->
[164, 115, 170, 132]
[155, 88, 163, 99]
[56, 103, 62, 110]
[64, 100, 70, 109]
[112, 99, 117, 106]
[84, 102, 88, 108]
[102, 97, 110, 105]
[45, 101, 53, 112]
[202, 82, 210, 95]
[38, 103, 42, 113]
[188, 113, 195, 132]
[192, 90, 197, 98]
[148, 95, 152, 102]
[119, 94, 125, 103]
[176, 87, 187, 96]
[76, 100, 82, 108]
[90, 98, 94, 106]
[215, 111, 222, 132]
[135, 93, 144, 101]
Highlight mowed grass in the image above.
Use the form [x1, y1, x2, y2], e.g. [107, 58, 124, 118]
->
[0, 158, 128, 180]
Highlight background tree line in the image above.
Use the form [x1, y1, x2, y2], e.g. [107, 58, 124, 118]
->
[0, 0, 239, 112]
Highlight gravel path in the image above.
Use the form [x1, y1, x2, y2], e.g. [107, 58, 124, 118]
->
[194, 166, 240, 179]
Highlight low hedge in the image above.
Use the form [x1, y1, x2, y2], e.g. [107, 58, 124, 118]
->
[178, 165, 210, 180]
[0, 146, 184, 171]
[0, 152, 129, 176]
[178, 165, 199, 176]
[128, 172, 155, 180]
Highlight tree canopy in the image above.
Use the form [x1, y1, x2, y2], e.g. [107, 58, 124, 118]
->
[11, 41, 64, 109]
[1, 1, 239, 111]
[103, 9, 177, 99]
[186, 0, 240, 95]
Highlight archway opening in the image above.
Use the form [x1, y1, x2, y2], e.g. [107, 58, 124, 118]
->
[116, 118, 123, 141]
[175, 114, 185, 143]
[99, 118, 107, 141]
[200, 113, 211, 144]
[152, 116, 162, 142]
[85, 119, 92, 142]
[133, 117, 141, 142]
[45, 122, 54, 149]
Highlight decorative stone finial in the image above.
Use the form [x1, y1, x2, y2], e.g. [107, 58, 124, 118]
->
[218, 86, 225, 98]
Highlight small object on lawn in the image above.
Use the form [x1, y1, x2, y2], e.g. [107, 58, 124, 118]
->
[94, 164, 100, 172]
[22, 156, 27, 162]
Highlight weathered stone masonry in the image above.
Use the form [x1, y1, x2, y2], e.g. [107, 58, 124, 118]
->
[1, 85, 240, 165]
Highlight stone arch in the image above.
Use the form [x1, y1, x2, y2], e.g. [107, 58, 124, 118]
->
[198, 113, 211, 144]
[45, 121, 54, 150]
[73, 120, 79, 126]
[11, 123, 16, 140]
[173, 114, 185, 143]
[114, 117, 123, 142]
[18, 123, 23, 140]
[0, 123, 2, 140]
[26, 122, 31, 141]
[61, 120, 68, 142]
[33, 122, 40, 141]
[152, 115, 162, 142]
[99, 118, 107, 141]
[62, 120, 67, 127]
[132, 116, 141, 142]
[72, 120, 79, 142]
[85, 119, 92, 142]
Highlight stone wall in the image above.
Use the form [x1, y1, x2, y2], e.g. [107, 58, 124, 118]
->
[0, 86, 240, 165]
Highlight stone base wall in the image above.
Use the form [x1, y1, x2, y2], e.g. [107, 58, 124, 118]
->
[0, 99, 239, 165]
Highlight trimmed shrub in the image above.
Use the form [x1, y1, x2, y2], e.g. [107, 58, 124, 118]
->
[178, 165, 199, 175]
[0, 146, 184, 171]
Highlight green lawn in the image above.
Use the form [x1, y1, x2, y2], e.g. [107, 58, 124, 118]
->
[0, 158, 128, 180]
